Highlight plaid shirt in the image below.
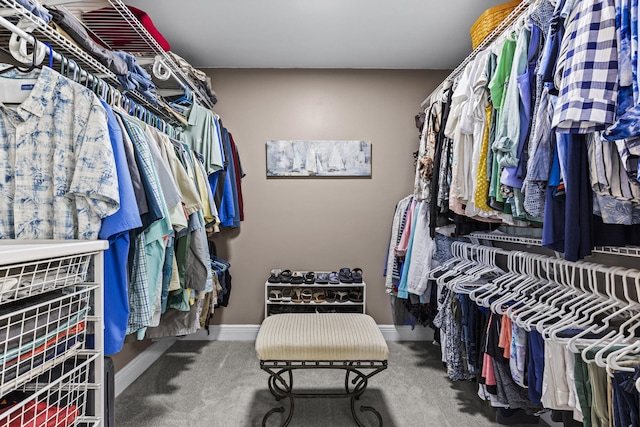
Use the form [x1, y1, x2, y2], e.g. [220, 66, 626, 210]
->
[0, 66, 119, 240]
[553, 0, 619, 134]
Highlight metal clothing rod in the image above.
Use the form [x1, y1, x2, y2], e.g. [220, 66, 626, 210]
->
[468, 232, 640, 258]
[420, 0, 533, 108]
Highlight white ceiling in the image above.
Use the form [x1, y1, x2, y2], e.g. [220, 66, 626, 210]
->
[123, 0, 508, 69]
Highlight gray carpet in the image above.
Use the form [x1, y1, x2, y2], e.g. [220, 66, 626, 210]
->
[115, 340, 544, 427]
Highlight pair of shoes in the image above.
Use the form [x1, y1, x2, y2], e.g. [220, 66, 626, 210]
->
[316, 273, 329, 284]
[290, 288, 303, 303]
[290, 272, 304, 284]
[280, 269, 292, 283]
[269, 289, 282, 301]
[348, 290, 363, 302]
[313, 290, 326, 303]
[328, 272, 340, 284]
[301, 288, 313, 303]
[304, 272, 315, 284]
[352, 268, 363, 283]
[335, 290, 349, 302]
[268, 269, 282, 283]
[338, 268, 353, 283]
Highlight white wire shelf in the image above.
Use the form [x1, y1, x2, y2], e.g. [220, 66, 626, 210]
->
[468, 232, 640, 258]
[82, 0, 215, 109]
[0, 0, 190, 125]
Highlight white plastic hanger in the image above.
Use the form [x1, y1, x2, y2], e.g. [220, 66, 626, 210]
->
[506, 255, 554, 321]
[471, 251, 521, 307]
[546, 262, 606, 341]
[516, 260, 568, 331]
[490, 254, 536, 314]
[531, 260, 579, 334]
[565, 267, 628, 356]
[592, 270, 640, 367]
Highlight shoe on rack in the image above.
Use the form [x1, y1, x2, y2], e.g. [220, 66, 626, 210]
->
[338, 268, 353, 283]
[267, 269, 282, 283]
[304, 272, 315, 284]
[336, 290, 349, 303]
[290, 271, 304, 284]
[281, 288, 292, 302]
[351, 268, 363, 283]
[316, 273, 329, 284]
[348, 290, 363, 303]
[328, 272, 340, 284]
[301, 288, 313, 303]
[291, 288, 303, 303]
[313, 290, 326, 303]
[268, 289, 282, 302]
[280, 269, 292, 283]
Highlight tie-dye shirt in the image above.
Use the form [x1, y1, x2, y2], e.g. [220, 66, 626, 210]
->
[0, 66, 119, 240]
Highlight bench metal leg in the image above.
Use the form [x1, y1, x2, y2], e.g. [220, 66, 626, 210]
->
[260, 360, 387, 427]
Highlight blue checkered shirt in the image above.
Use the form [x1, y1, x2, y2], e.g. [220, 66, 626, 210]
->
[553, 0, 619, 134]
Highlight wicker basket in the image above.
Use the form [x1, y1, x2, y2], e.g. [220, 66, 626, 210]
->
[470, 0, 522, 49]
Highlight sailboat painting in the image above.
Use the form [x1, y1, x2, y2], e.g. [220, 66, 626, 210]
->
[266, 140, 372, 177]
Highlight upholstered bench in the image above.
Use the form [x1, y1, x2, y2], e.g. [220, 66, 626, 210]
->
[255, 313, 389, 427]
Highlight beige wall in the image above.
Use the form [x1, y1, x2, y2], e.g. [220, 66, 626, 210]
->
[205, 69, 449, 325]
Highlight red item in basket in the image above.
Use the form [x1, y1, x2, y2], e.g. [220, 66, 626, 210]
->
[0, 400, 78, 427]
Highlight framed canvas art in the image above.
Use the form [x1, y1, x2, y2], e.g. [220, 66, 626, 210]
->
[266, 140, 372, 177]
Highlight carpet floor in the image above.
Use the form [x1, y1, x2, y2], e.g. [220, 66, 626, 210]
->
[115, 340, 545, 427]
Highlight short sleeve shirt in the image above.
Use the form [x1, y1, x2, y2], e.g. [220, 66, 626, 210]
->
[0, 66, 119, 240]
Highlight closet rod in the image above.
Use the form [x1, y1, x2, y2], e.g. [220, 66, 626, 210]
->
[420, 0, 532, 108]
[0, 13, 177, 136]
[469, 232, 640, 259]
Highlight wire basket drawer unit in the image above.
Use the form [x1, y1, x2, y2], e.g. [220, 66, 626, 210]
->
[0, 241, 107, 427]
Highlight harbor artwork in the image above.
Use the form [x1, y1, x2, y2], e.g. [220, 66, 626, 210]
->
[266, 140, 372, 177]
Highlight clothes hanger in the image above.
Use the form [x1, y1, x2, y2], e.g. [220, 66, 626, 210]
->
[491, 253, 541, 315]
[433, 242, 470, 286]
[0, 35, 42, 104]
[529, 259, 578, 333]
[535, 260, 584, 335]
[451, 246, 505, 295]
[605, 341, 640, 374]
[469, 250, 518, 306]
[517, 259, 570, 330]
[152, 56, 172, 81]
[428, 241, 466, 279]
[565, 266, 628, 354]
[592, 269, 640, 367]
[487, 253, 527, 313]
[8, 18, 46, 67]
[506, 254, 556, 321]
[545, 262, 605, 340]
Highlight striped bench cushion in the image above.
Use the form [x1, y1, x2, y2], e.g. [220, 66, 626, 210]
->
[255, 313, 389, 361]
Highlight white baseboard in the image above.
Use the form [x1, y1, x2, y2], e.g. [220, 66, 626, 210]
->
[114, 338, 177, 397]
[180, 324, 434, 342]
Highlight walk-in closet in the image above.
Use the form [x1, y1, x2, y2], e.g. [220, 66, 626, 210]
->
[0, 0, 639, 426]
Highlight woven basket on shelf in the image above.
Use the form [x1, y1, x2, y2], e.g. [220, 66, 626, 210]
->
[470, 0, 522, 49]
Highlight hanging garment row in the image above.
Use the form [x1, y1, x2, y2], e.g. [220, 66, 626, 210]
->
[0, 26, 244, 355]
[431, 241, 640, 426]
[414, 0, 640, 261]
